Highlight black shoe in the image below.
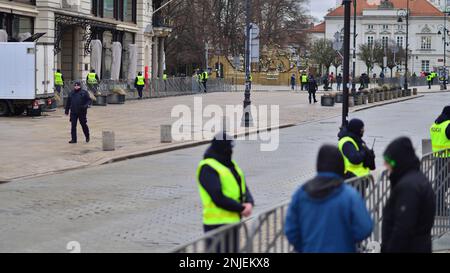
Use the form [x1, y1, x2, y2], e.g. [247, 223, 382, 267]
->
[314, 100, 318, 103]
[69, 140, 77, 144]
[86, 136, 90, 143]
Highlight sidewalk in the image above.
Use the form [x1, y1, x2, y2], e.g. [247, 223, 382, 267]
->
[0, 90, 424, 181]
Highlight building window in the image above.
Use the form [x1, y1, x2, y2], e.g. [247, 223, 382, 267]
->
[367, 36, 374, 47]
[396, 36, 404, 48]
[0, 13, 34, 41]
[10, 0, 35, 4]
[368, 25, 374, 30]
[92, 0, 136, 23]
[382, 25, 389, 30]
[382, 36, 389, 48]
[421, 60, 430, 72]
[421, 36, 432, 49]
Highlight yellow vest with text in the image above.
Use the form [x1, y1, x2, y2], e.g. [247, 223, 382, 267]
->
[87, 73, 98, 84]
[430, 120, 450, 158]
[136, 75, 145, 86]
[338, 136, 371, 177]
[54, 72, 63, 86]
[301, 75, 308, 83]
[197, 158, 246, 225]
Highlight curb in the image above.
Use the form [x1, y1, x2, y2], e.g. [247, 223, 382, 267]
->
[94, 123, 297, 166]
[352, 95, 424, 112]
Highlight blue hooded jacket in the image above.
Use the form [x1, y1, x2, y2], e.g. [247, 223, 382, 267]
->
[285, 173, 373, 253]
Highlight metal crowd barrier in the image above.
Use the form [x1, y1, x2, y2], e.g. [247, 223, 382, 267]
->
[172, 149, 450, 253]
[60, 78, 233, 100]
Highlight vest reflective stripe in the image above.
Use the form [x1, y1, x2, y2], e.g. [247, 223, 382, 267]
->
[338, 136, 371, 177]
[301, 75, 308, 83]
[427, 75, 432, 81]
[54, 72, 63, 86]
[163, 74, 168, 80]
[430, 120, 450, 158]
[197, 158, 246, 225]
[87, 73, 98, 84]
[432, 72, 437, 78]
[249, 75, 253, 82]
[136, 76, 145, 86]
[203, 72, 208, 80]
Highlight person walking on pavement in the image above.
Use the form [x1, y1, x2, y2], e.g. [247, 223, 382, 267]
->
[307, 74, 318, 104]
[301, 72, 308, 91]
[290, 73, 296, 91]
[336, 73, 343, 91]
[381, 137, 436, 253]
[134, 72, 145, 99]
[65, 82, 91, 144]
[54, 69, 64, 95]
[338, 119, 376, 179]
[86, 69, 100, 94]
[427, 72, 433, 89]
[202, 69, 209, 93]
[430, 105, 450, 216]
[197, 132, 254, 252]
[285, 145, 373, 253]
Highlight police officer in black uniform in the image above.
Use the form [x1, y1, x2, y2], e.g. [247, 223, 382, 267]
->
[65, 82, 92, 144]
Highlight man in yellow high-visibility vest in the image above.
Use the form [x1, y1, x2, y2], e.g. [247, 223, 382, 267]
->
[301, 72, 308, 91]
[338, 119, 376, 179]
[86, 69, 100, 93]
[54, 69, 64, 94]
[197, 132, 254, 252]
[430, 105, 450, 216]
[134, 72, 145, 99]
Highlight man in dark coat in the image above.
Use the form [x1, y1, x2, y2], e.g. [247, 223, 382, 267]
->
[381, 137, 436, 253]
[338, 119, 376, 179]
[197, 132, 255, 252]
[307, 74, 318, 104]
[65, 82, 92, 144]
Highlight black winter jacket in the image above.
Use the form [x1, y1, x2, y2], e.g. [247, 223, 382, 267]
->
[381, 170, 436, 253]
[65, 89, 92, 115]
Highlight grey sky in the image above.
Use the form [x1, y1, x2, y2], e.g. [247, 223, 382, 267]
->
[309, 0, 336, 21]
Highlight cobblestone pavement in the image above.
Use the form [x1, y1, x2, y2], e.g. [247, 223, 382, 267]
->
[0, 92, 448, 252]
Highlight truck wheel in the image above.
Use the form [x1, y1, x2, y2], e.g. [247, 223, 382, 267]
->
[0, 101, 10, 116]
[13, 105, 26, 116]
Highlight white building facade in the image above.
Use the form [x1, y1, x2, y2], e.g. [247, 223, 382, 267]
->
[0, 0, 170, 81]
[321, 0, 448, 77]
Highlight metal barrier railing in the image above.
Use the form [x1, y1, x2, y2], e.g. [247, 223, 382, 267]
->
[60, 78, 233, 100]
[172, 149, 450, 253]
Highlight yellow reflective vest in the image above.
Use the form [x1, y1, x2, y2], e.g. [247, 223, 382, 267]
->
[430, 120, 450, 158]
[301, 75, 308, 83]
[87, 73, 98, 84]
[163, 74, 168, 80]
[54, 72, 64, 86]
[136, 75, 145, 86]
[338, 136, 371, 177]
[197, 158, 246, 225]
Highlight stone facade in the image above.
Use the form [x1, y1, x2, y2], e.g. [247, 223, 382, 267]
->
[0, 0, 171, 81]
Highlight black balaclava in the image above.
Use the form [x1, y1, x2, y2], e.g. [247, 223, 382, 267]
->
[347, 118, 365, 138]
[205, 132, 235, 166]
[316, 145, 345, 177]
[383, 137, 420, 187]
[436, 105, 450, 124]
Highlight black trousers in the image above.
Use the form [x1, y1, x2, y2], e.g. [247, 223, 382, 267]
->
[70, 112, 89, 142]
[308, 91, 317, 103]
[136, 86, 144, 98]
[204, 225, 240, 253]
[428, 80, 432, 89]
[202, 81, 207, 92]
[435, 158, 450, 216]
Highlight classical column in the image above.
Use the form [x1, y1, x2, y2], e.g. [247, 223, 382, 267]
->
[152, 36, 159, 79]
[158, 37, 165, 78]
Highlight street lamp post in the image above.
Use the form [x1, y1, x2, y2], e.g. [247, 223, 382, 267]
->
[242, 0, 253, 127]
[397, 1, 409, 91]
[342, 0, 352, 128]
[351, 0, 357, 95]
[437, 8, 449, 90]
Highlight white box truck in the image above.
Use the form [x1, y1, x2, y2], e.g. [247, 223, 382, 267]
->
[0, 35, 55, 116]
